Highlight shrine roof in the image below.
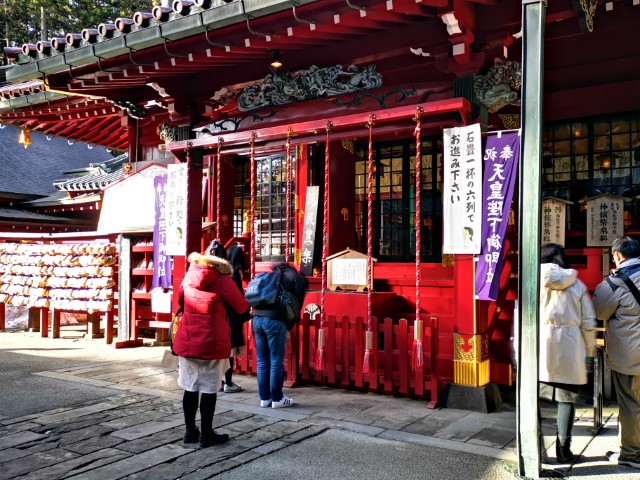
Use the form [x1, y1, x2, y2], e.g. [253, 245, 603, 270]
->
[52, 153, 128, 192]
[0, 206, 89, 224]
[0, 126, 113, 197]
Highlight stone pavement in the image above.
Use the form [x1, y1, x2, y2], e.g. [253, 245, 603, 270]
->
[0, 330, 638, 479]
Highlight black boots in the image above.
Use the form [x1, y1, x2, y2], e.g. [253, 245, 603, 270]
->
[556, 435, 575, 463]
[199, 430, 229, 448]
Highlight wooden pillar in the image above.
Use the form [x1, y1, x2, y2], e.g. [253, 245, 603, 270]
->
[86, 312, 102, 339]
[28, 307, 40, 332]
[105, 311, 114, 344]
[0, 302, 5, 332]
[452, 255, 490, 387]
[294, 145, 311, 266]
[328, 141, 357, 254]
[40, 308, 49, 338]
[219, 154, 235, 242]
[51, 308, 61, 338]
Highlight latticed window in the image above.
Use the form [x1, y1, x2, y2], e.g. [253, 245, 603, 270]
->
[543, 112, 640, 233]
[233, 154, 295, 262]
[355, 138, 443, 263]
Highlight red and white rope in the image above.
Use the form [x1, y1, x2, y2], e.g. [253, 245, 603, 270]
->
[321, 122, 332, 324]
[366, 115, 375, 328]
[249, 133, 256, 279]
[184, 143, 193, 266]
[286, 128, 292, 262]
[414, 108, 422, 321]
[215, 139, 222, 240]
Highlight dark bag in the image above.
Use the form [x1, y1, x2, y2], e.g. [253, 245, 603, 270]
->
[245, 270, 281, 308]
[169, 305, 184, 356]
[278, 285, 301, 331]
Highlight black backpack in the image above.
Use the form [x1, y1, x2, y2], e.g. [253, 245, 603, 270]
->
[278, 284, 301, 331]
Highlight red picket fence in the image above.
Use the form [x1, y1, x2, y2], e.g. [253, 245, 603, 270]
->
[235, 313, 440, 408]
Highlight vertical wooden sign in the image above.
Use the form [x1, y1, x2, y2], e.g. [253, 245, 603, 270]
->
[300, 186, 319, 277]
[586, 194, 624, 247]
[541, 197, 569, 247]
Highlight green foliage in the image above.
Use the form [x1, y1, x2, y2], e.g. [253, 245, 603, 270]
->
[1, 0, 155, 46]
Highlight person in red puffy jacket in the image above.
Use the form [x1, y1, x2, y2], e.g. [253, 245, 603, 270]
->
[173, 251, 249, 448]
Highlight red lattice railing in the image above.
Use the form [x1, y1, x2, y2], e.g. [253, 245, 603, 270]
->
[235, 313, 439, 408]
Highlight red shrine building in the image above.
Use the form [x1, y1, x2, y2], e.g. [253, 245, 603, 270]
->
[0, 0, 639, 408]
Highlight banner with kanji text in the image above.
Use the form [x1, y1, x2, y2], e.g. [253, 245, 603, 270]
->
[442, 124, 482, 254]
[475, 131, 520, 301]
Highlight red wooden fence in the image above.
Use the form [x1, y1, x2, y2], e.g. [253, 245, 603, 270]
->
[235, 313, 440, 408]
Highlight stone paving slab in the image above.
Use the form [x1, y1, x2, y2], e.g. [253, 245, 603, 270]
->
[110, 413, 185, 440]
[16, 447, 131, 480]
[0, 432, 48, 449]
[64, 443, 194, 480]
[0, 446, 81, 478]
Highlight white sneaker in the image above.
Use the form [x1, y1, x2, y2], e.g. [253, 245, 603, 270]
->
[272, 396, 294, 409]
[260, 399, 272, 408]
[224, 383, 243, 393]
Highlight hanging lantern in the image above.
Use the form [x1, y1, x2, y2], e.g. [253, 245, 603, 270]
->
[18, 128, 31, 149]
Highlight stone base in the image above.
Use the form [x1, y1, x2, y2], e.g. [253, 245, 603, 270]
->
[443, 382, 503, 413]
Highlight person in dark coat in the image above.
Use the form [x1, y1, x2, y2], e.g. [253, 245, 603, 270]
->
[251, 262, 306, 409]
[209, 240, 249, 393]
[173, 251, 249, 448]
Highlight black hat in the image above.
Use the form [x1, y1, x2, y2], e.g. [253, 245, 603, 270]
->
[208, 240, 227, 259]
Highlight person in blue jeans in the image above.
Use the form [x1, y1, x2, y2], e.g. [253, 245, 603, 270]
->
[251, 263, 306, 408]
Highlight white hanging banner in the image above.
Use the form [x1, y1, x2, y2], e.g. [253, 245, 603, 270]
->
[442, 124, 482, 254]
[586, 194, 624, 247]
[541, 197, 569, 247]
[165, 163, 188, 256]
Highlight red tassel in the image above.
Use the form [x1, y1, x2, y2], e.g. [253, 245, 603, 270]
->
[315, 328, 326, 373]
[362, 349, 371, 374]
[362, 331, 374, 374]
[412, 319, 424, 371]
[411, 340, 424, 371]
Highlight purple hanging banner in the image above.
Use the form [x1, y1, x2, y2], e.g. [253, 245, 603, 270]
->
[475, 131, 520, 301]
[152, 174, 172, 289]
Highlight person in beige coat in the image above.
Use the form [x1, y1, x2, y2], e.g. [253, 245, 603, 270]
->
[539, 243, 597, 463]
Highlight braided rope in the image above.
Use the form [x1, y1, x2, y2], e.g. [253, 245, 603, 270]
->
[215, 139, 223, 240]
[366, 115, 375, 328]
[184, 142, 192, 263]
[321, 122, 332, 324]
[286, 128, 292, 262]
[249, 133, 256, 279]
[414, 108, 422, 321]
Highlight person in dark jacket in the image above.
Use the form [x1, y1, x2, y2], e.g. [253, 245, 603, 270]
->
[593, 236, 640, 469]
[173, 251, 249, 448]
[209, 240, 249, 393]
[252, 262, 306, 409]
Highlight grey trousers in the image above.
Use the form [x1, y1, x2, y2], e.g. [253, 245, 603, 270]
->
[612, 370, 640, 459]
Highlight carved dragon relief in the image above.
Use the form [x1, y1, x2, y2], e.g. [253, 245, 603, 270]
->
[237, 64, 383, 112]
[473, 59, 521, 114]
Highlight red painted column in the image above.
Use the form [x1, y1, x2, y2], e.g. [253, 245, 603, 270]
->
[452, 254, 490, 386]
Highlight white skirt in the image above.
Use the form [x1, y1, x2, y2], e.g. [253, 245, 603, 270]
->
[177, 357, 224, 394]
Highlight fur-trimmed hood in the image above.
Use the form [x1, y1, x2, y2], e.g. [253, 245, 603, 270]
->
[187, 252, 233, 275]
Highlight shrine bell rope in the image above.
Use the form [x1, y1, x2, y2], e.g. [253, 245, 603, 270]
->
[215, 138, 223, 241]
[285, 128, 292, 262]
[316, 122, 332, 374]
[363, 114, 375, 375]
[184, 142, 193, 265]
[249, 132, 257, 279]
[413, 108, 424, 370]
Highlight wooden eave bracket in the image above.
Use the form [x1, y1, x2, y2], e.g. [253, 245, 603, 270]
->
[166, 97, 472, 156]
